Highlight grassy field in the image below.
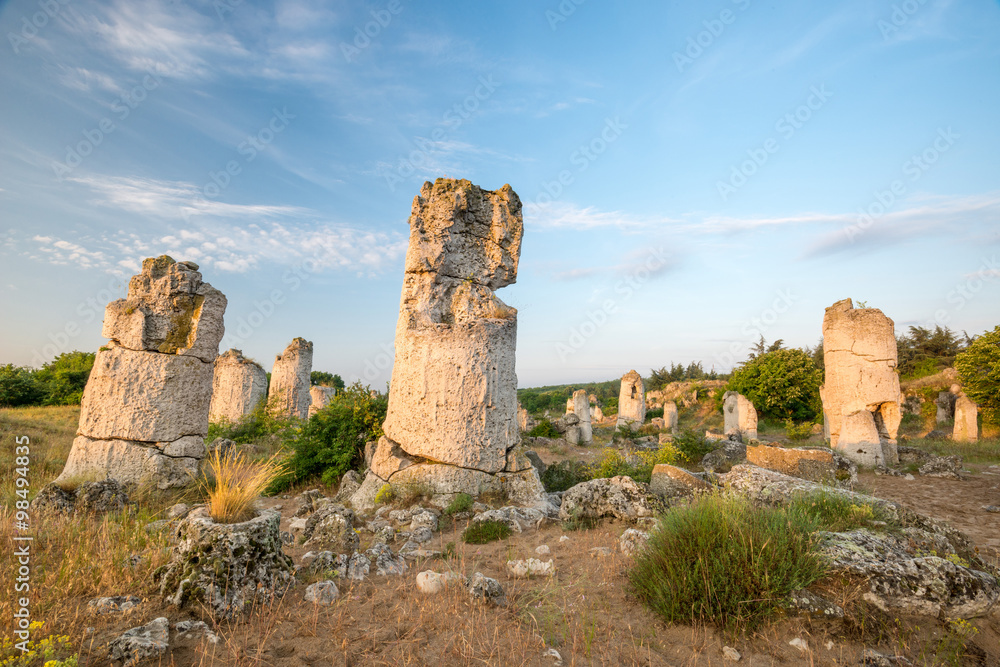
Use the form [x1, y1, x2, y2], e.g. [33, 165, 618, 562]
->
[0, 405, 79, 506]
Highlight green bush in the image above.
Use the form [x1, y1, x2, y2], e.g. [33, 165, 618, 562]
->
[207, 394, 295, 444]
[784, 419, 814, 441]
[671, 430, 716, 463]
[787, 491, 892, 532]
[444, 492, 473, 515]
[645, 407, 664, 421]
[728, 348, 823, 421]
[956, 325, 1000, 424]
[540, 460, 593, 492]
[462, 519, 511, 544]
[0, 351, 96, 407]
[527, 419, 560, 438]
[630, 493, 826, 630]
[280, 382, 388, 488]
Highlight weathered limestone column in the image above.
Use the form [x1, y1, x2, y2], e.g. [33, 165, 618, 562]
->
[209, 349, 267, 423]
[308, 385, 336, 418]
[617, 370, 646, 428]
[355, 178, 543, 509]
[591, 405, 604, 422]
[268, 338, 313, 420]
[663, 401, 679, 435]
[57, 256, 226, 489]
[821, 299, 901, 467]
[565, 397, 574, 415]
[723, 391, 758, 441]
[572, 389, 593, 445]
[953, 395, 979, 442]
[517, 403, 529, 432]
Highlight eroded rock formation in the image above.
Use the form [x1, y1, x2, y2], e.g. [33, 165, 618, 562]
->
[209, 349, 267, 423]
[354, 178, 543, 509]
[953, 395, 978, 442]
[268, 338, 313, 419]
[572, 389, 593, 445]
[820, 299, 901, 467]
[308, 386, 336, 418]
[57, 256, 226, 489]
[617, 370, 646, 429]
[662, 401, 678, 435]
[722, 391, 758, 441]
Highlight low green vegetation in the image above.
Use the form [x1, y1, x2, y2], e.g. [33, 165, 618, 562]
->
[462, 519, 511, 544]
[788, 490, 893, 532]
[630, 492, 826, 630]
[784, 419, 814, 441]
[670, 430, 715, 464]
[207, 394, 296, 444]
[540, 460, 593, 492]
[539, 441, 680, 492]
[443, 492, 473, 515]
[527, 419, 560, 438]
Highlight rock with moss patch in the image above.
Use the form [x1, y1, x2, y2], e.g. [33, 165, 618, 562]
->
[31, 480, 128, 515]
[154, 508, 293, 620]
[918, 455, 964, 479]
[559, 476, 660, 522]
[108, 616, 169, 667]
[302, 504, 359, 552]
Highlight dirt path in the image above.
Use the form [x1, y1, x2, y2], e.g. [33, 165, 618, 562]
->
[864, 465, 1000, 559]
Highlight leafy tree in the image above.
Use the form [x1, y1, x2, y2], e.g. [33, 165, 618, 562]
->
[0, 365, 46, 407]
[311, 371, 345, 391]
[727, 348, 823, 421]
[955, 326, 1000, 423]
[35, 351, 95, 405]
[897, 325, 965, 379]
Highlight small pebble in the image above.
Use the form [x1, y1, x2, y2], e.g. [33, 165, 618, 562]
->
[535, 545, 551, 555]
[722, 645, 741, 661]
[788, 638, 808, 653]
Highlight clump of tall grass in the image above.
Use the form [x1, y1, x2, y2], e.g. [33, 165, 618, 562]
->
[788, 490, 893, 532]
[630, 492, 826, 630]
[201, 448, 287, 524]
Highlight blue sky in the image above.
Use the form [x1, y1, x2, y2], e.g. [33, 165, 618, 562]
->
[1, 0, 998, 387]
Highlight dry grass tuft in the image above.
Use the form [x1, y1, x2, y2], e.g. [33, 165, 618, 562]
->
[201, 448, 287, 524]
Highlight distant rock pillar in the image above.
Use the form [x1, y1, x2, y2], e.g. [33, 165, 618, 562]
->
[616, 370, 646, 429]
[209, 349, 267, 422]
[268, 338, 313, 419]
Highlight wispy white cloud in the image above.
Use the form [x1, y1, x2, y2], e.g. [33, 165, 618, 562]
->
[13, 173, 408, 275]
[524, 201, 677, 231]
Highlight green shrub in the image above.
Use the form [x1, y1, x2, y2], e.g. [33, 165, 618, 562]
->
[630, 493, 826, 630]
[561, 507, 598, 531]
[784, 419, 814, 441]
[207, 395, 295, 444]
[462, 519, 511, 544]
[788, 491, 891, 532]
[444, 492, 473, 515]
[671, 430, 716, 463]
[645, 407, 664, 421]
[527, 419, 560, 438]
[0, 364, 46, 407]
[280, 382, 388, 488]
[374, 484, 395, 505]
[540, 460, 593, 492]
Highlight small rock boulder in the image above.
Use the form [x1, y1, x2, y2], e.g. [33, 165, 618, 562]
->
[619, 528, 650, 556]
[559, 476, 660, 522]
[473, 506, 547, 532]
[302, 504, 359, 553]
[416, 570, 465, 594]
[649, 464, 712, 498]
[506, 558, 554, 577]
[468, 572, 506, 605]
[700, 439, 747, 473]
[746, 444, 856, 485]
[304, 580, 340, 605]
[108, 617, 169, 667]
[918, 455, 964, 479]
